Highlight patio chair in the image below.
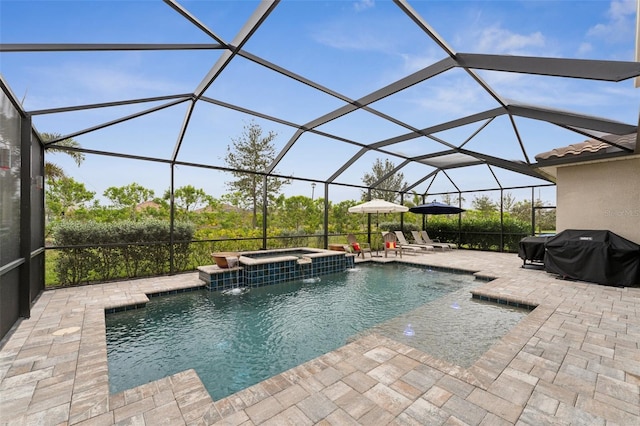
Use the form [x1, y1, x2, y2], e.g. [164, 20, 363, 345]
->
[394, 231, 434, 252]
[411, 230, 450, 251]
[347, 234, 372, 259]
[382, 232, 403, 258]
[420, 230, 457, 249]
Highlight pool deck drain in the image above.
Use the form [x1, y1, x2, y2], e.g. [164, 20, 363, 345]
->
[1, 251, 639, 425]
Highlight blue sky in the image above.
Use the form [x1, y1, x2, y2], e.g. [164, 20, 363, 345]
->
[1, 0, 638, 207]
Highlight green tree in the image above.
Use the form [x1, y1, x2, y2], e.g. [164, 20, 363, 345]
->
[441, 193, 465, 207]
[224, 121, 290, 227]
[536, 207, 556, 233]
[219, 191, 245, 209]
[45, 176, 95, 220]
[361, 158, 406, 202]
[215, 193, 253, 229]
[165, 185, 213, 213]
[472, 194, 497, 215]
[405, 191, 421, 207]
[70, 203, 128, 223]
[511, 199, 556, 233]
[501, 191, 517, 212]
[41, 133, 85, 180]
[329, 200, 362, 234]
[104, 183, 155, 219]
[273, 195, 321, 233]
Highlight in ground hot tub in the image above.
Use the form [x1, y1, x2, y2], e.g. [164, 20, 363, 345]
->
[239, 248, 352, 287]
[198, 247, 355, 290]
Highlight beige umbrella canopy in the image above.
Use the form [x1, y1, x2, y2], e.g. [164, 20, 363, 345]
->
[348, 199, 408, 228]
[348, 199, 409, 214]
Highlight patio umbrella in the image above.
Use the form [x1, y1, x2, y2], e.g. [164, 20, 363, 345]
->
[349, 199, 409, 214]
[409, 201, 465, 233]
[348, 199, 408, 227]
[409, 201, 465, 215]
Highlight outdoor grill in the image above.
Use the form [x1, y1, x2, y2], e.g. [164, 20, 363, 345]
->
[518, 235, 552, 267]
[544, 229, 640, 287]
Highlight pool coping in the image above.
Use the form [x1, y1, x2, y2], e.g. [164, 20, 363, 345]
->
[1, 250, 639, 425]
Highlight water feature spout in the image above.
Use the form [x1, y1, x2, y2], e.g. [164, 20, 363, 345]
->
[298, 257, 313, 280]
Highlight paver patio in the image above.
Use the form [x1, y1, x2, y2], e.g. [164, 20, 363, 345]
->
[1, 250, 638, 425]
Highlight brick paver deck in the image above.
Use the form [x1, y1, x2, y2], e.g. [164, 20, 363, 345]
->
[1, 251, 638, 425]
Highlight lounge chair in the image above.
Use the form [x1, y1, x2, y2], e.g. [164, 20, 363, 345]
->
[382, 232, 403, 258]
[347, 234, 372, 258]
[394, 231, 434, 252]
[419, 230, 457, 249]
[410, 230, 449, 251]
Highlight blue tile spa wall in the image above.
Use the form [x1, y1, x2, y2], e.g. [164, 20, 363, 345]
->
[243, 259, 298, 287]
[203, 253, 352, 291]
[345, 255, 355, 269]
[310, 253, 349, 276]
[204, 268, 243, 291]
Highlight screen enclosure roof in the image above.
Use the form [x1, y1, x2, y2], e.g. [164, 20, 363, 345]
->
[1, 0, 639, 198]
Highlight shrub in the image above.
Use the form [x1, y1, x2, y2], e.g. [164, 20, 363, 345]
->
[190, 228, 263, 267]
[426, 214, 529, 252]
[53, 219, 194, 285]
[376, 216, 529, 252]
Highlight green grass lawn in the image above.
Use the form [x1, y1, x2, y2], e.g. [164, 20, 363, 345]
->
[45, 250, 58, 287]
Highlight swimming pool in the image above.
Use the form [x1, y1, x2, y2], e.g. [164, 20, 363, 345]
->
[105, 263, 527, 400]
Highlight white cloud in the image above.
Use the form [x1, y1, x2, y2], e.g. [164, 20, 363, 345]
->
[28, 59, 186, 105]
[587, 0, 636, 42]
[399, 51, 444, 74]
[484, 72, 639, 121]
[474, 25, 545, 55]
[577, 42, 593, 56]
[609, 0, 636, 20]
[313, 26, 394, 52]
[410, 78, 489, 116]
[354, 0, 375, 12]
[69, 65, 184, 97]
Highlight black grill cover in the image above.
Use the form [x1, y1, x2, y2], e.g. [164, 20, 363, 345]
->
[518, 236, 550, 263]
[544, 229, 640, 287]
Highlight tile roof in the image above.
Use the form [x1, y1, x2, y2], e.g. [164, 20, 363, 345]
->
[535, 133, 637, 162]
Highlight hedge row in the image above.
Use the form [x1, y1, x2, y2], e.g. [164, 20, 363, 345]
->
[51, 216, 530, 286]
[53, 220, 194, 286]
[427, 216, 530, 251]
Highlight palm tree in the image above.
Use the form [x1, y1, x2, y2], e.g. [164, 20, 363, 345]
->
[40, 133, 84, 180]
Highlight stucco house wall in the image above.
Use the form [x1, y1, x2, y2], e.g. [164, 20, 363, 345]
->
[556, 156, 640, 244]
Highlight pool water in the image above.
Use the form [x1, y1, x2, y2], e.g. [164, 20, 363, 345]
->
[105, 264, 527, 400]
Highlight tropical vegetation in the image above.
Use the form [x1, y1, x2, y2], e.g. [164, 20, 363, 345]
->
[42, 124, 555, 287]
